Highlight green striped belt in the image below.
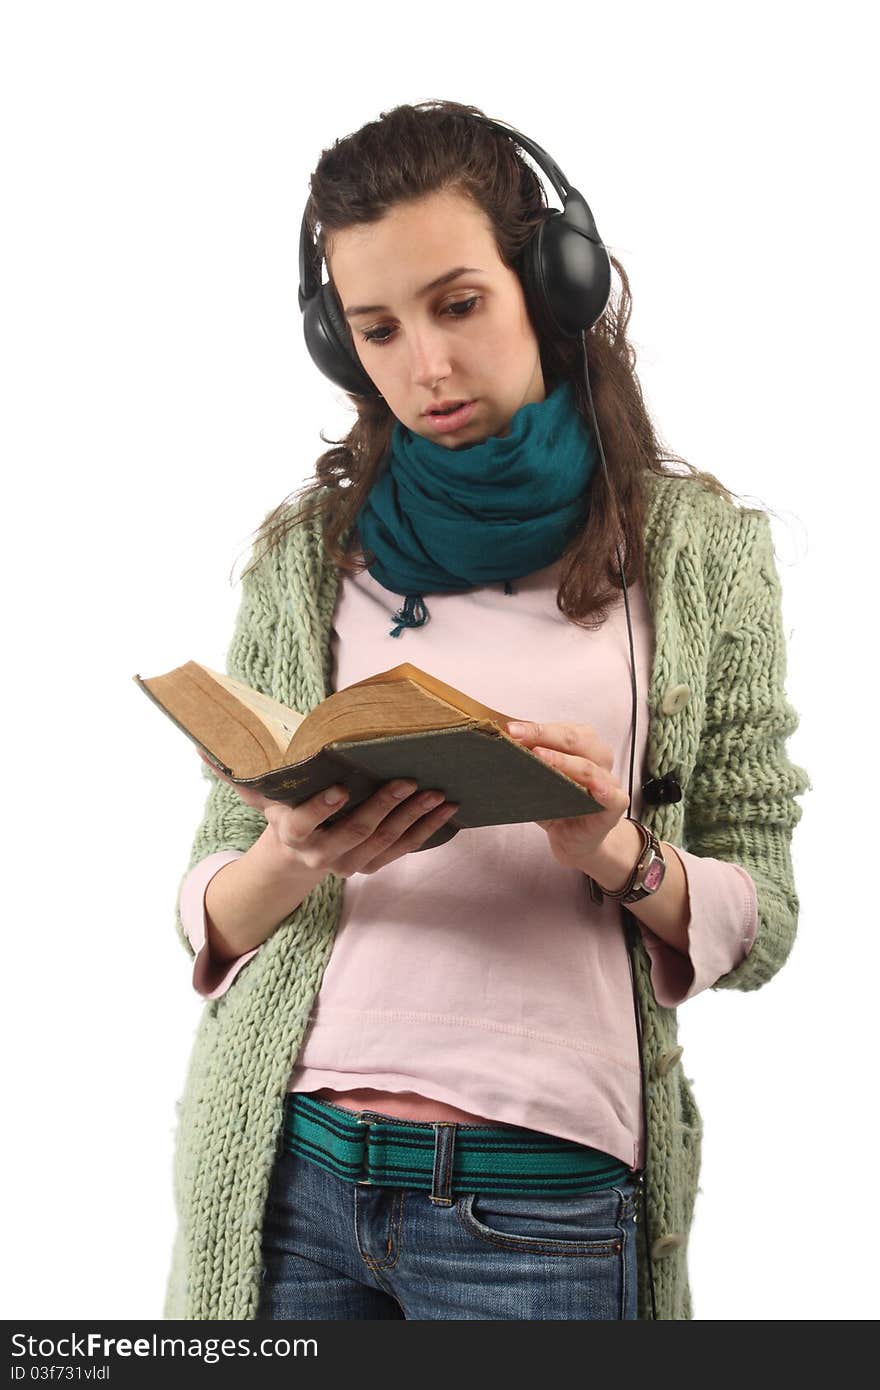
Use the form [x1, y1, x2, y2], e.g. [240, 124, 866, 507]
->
[284, 1093, 633, 1206]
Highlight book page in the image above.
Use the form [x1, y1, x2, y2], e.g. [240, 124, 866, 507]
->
[207, 670, 306, 749]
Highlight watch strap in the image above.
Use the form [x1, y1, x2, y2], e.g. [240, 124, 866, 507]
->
[587, 820, 666, 905]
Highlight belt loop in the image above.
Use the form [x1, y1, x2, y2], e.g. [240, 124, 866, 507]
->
[429, 1122, 456, 1206]
[355, 1113, 373, 1185]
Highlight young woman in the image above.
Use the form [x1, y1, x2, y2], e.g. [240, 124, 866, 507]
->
[166, 99, 809, 1321]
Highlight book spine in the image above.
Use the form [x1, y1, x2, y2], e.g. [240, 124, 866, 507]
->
[247, 747, 372, 817]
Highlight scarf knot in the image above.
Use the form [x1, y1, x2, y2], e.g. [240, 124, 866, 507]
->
[355, 379, 597, 636]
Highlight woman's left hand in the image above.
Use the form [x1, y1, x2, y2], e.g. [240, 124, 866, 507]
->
[506, 719, 630, 871]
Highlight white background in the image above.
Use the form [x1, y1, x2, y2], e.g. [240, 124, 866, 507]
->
[2, 0, 875, 1322]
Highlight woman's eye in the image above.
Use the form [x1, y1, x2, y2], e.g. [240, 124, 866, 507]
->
[360, 296, 481, 346]
[444, 295, 481, 320]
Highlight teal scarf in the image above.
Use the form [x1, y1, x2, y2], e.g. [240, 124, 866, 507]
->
[355, 378, 598, 637]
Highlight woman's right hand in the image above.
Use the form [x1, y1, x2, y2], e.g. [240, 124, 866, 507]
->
[198, 752, 459, 878]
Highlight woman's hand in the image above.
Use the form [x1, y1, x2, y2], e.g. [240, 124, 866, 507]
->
[506, 720, 630, 871]
[196, 751, 459, 878]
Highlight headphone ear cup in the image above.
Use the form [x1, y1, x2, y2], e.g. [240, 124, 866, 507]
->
[302, 281, 380, 397]
[526, 210, 612, 338]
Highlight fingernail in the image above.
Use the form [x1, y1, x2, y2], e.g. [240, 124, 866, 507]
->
[324, 787, 347, 805]
[391, 780, 418, 798]
[507, 721, 528, 736]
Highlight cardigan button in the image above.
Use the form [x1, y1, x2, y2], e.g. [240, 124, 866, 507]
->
[661, 684, 691, 715]
[652, 1045, 684, 1079]
[651, 1232, 686, 1259]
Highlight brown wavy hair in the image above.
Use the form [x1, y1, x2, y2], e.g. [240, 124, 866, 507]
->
[239, 97, 752, 629]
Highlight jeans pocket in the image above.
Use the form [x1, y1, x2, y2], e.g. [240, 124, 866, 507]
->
[457, 1182, 635, 1257]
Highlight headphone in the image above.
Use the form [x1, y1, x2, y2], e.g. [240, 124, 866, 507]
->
[298, 111, 658, 1319]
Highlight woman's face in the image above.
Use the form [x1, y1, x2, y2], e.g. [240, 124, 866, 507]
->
[326, 189, 546, 448]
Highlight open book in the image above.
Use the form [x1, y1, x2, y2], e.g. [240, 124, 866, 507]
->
[133, 660, 603, 852]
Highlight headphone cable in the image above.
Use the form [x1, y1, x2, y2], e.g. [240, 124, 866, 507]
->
[579, 329, 658, 1321]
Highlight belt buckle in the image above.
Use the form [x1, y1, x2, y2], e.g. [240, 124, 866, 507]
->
[355, 1112, 373, 1185]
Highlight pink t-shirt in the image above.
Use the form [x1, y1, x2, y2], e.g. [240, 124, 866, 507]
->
[179, 556, 758, 1169]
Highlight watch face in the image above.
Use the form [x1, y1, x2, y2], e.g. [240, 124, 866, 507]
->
[643, 857, 665, 892]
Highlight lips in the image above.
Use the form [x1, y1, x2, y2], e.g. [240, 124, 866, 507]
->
[423, 400, 478, 433]
[425, 399, 471, 416]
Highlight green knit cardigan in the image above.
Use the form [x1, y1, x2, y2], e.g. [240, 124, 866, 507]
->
[164, 468, 810, 1321]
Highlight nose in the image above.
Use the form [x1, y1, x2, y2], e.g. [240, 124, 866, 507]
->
[406, 322, 452, 392]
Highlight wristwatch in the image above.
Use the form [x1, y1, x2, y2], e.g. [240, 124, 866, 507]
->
[587, 820, 667, 905]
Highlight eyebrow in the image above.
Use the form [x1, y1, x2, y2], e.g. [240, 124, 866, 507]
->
[342, 267, 484, 320]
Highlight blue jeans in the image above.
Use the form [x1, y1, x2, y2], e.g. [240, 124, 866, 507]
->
[256, 1141, 639, 1320]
